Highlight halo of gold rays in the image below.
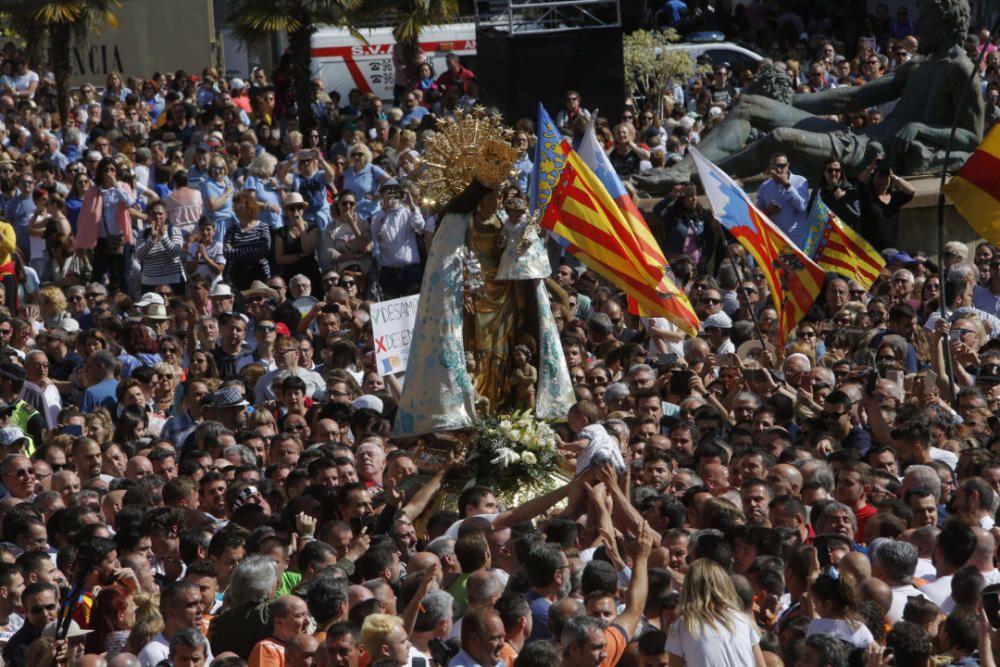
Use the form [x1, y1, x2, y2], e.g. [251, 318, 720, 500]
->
[416, 107, 520, 211]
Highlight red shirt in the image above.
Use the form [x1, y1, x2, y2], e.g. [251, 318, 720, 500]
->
[855, 503, 877, 543]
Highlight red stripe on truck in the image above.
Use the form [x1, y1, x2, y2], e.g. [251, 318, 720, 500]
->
[311, 40, 475, 58]
[342, 57, 373, 94]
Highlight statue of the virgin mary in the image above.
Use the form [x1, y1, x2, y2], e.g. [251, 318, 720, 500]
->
[393, 110, 575, 437]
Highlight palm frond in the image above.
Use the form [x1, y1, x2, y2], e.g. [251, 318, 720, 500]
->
[34, 2, 81, 22]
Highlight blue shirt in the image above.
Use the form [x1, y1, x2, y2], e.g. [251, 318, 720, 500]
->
[202, 177, 236, 239]
[4, 193, 34, 229]
[342, 164, 387, 218]
[756, 173, 810, 248]
[525, 591, 552, 641]
[82, 378, 119, 414]
[244, 176, 283, 229]
[291, 171, 332, 230]
[513, 155, 532, 192]
[401, 106, 430, 127]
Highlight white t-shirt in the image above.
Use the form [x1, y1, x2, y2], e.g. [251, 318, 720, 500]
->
[888, 584, 930, 624]
[666, 611, 760, 667]
[919, 574, 953, 608]
[806, 617, 874, 649]
[139, 632, 213, 667]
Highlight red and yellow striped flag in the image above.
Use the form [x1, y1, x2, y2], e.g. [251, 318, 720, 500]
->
[810, 198, 885, 291]
[944, 124, 1000, 243]
[540, 141, 700, 336]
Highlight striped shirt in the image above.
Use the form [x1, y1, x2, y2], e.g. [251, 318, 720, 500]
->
[224, 221, 271, 285]
[134, 225, 185, 285]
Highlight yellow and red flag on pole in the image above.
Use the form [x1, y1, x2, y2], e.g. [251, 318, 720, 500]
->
[690, 147, 825, 345]
[538, 139, 700, 336]
[806, 197, 885, 291]
[943, 124, 1000, 244]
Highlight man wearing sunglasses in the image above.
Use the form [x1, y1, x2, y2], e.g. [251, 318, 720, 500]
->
[4, 581, 57, 667]
[755, 152, 810, 248]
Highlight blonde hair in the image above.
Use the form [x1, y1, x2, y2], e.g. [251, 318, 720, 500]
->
[674, 558, 745, 636]
[248, 152, 278, 178]
[127, 593, 163, 654]
[85, 408, 115, 445]
[39, 285, 66, 317]
[25, 638, 56, 667]
[360, 613, 403, 656]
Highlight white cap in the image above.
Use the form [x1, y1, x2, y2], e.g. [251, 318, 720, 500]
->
[351, 395, 384, 413]
[0, 426, 24, 446]
[135, 292, 165, 307]
[679, 117, 695, 131]
[702, 312, 733, 329]
[708, 106, 723, 118]
[208, 283, 234, 299]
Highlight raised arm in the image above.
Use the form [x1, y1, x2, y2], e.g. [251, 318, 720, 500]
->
[793, 68, 904, 115]
[612, 521, 653, 639]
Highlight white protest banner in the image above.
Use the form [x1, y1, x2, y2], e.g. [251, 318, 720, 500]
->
[371, 294, 420, 376]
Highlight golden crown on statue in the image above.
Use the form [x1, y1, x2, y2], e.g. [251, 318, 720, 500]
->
[417, 107, 520, 211]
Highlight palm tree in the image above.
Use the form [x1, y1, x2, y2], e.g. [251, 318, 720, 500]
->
[228, 0, 362, 131]
[229, 0, 459, 129]
[0, 0, 122, 128]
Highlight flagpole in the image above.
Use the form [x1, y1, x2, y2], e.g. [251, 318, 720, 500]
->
[934, 21, 997, 407]
[719, 222, 770, 353]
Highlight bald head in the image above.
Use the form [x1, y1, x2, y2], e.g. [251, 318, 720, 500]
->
[285, 633, 319, 667]
[407, 552, 441, 576]
[348, 584, 373, 608]
[860, 576, 892, 612]
[972, 527, 996, 569]
[840, 552, 872, 582]
[125, 456, 153, 479]
[548, 597, 585, 639]
[107, 654, 139, 667]
[772, 464, 803, 496]
[702, 463, 730, 496]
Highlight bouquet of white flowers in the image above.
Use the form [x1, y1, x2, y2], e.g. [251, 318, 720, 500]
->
[465, 410, 566, 503]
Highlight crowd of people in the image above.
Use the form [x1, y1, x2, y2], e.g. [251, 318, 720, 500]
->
[0, 2, 995, 667]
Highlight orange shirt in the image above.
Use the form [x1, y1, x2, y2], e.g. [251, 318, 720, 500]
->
[600, 624, 628, 667]
[249, 637, 286, 667]
[500, 642, 517, 667]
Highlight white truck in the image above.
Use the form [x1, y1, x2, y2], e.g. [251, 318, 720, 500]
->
[310, 23, 477, 101]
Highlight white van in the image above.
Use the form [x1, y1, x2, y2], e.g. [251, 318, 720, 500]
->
[311, 24, 477, 101]
[663, 34, 764, 73]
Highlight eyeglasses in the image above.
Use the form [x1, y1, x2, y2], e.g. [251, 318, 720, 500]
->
[11, 468, 32, 477]
[350, 153, 364, 158]
[30, 604, 56, 615]
[825, 167, 841, 173]
[286, 424, 306, 432]
[160, 346, 177, 353]
[798, 331, 817, 339]
[342, 280, 356, 287]
[701, 298, 721, 305]
[770, 162, 789, 169]
[256, 325, 276, 333]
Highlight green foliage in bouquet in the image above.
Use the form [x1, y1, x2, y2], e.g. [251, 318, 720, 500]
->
[465, 410, 565, 499]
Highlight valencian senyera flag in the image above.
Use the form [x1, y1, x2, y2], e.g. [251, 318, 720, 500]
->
[535, 110, 700, 336]
[690, 147, 825, 345]
[943, 124, 1000, 245]
[575, 117, 699, 334]
[806, 196, 885, 291]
